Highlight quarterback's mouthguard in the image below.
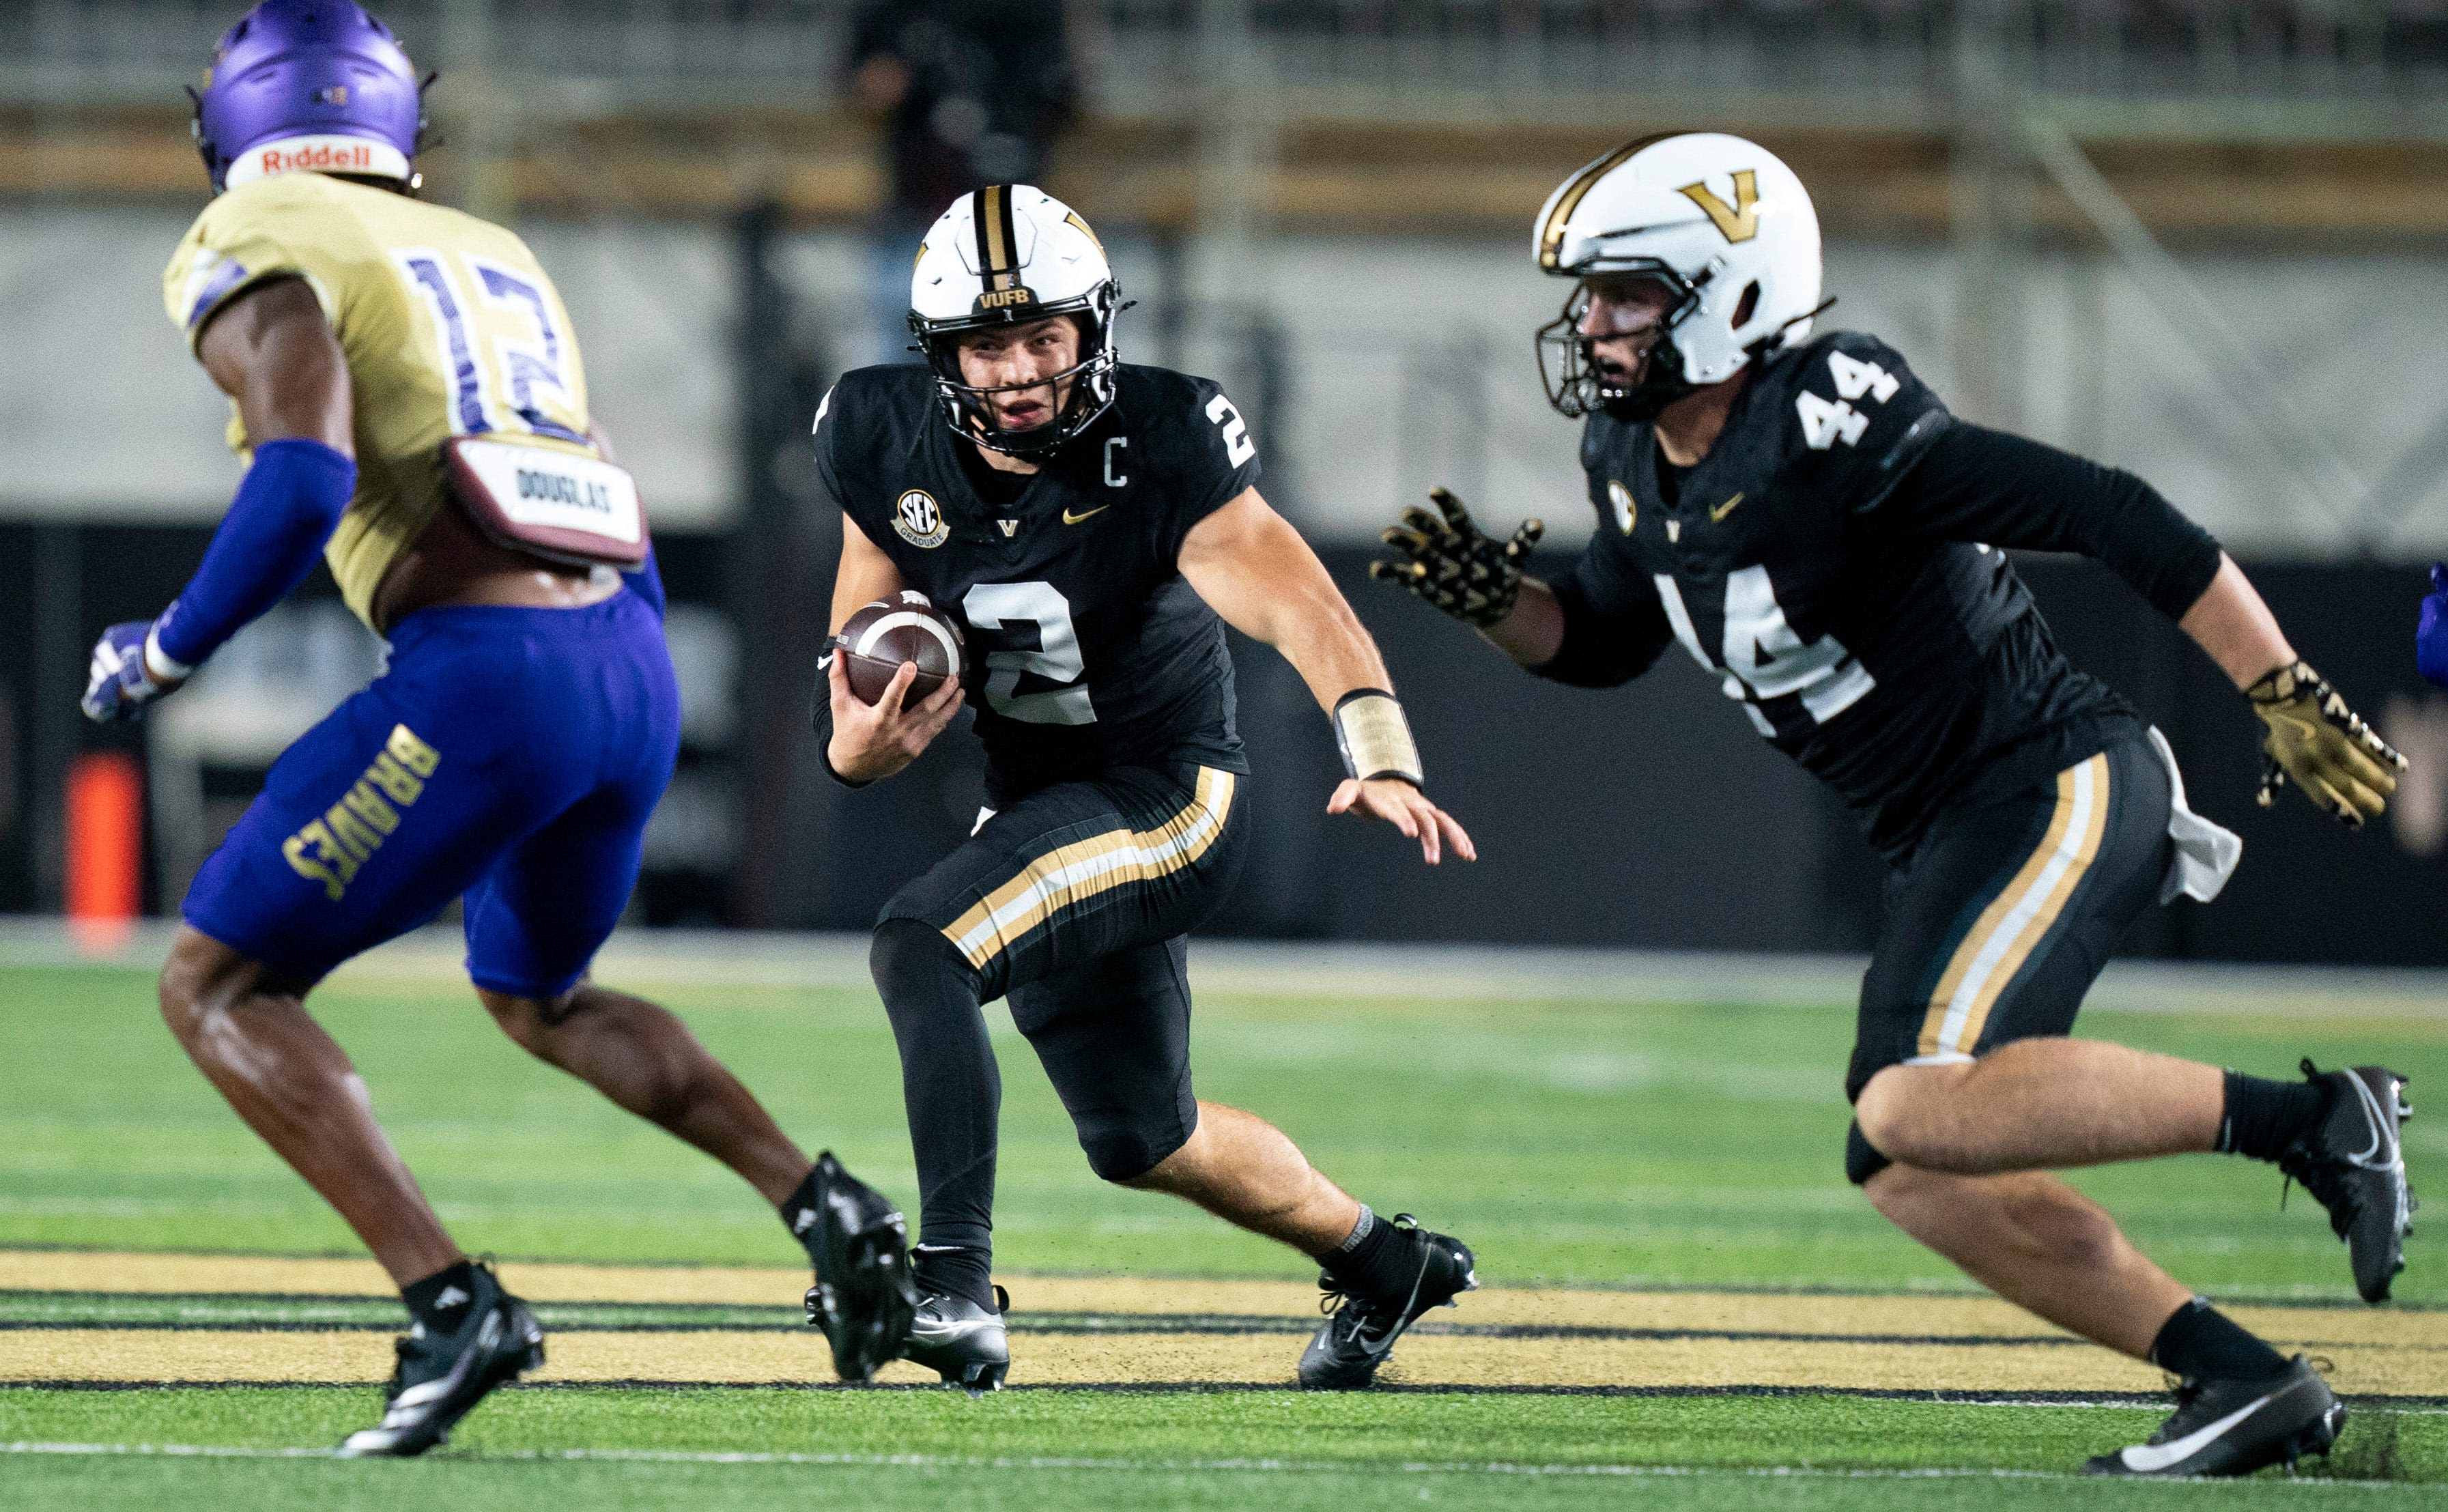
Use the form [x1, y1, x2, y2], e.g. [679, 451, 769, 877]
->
[1333, 689, 1424, 787]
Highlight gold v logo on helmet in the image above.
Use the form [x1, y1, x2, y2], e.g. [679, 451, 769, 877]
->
[1531, 134, 1821, 420]
[1679, 171, 1761, 244]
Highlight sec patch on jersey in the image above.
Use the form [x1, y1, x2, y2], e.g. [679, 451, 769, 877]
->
[840, 591, 967, 704]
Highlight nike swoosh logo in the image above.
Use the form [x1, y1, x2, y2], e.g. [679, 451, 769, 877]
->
[2116, 1390, 2278, 1473]
[1709, 492, 1744, 523]
[2346, 1073, 2400, 1170]
[1062, 504, 1110, 525]
[911, 1315, 1003, 1345]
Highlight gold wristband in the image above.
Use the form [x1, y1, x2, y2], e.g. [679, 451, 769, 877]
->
[1333, 689, 1423, 786]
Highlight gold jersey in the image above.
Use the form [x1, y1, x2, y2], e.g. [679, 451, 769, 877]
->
[162, 172, 595, 628]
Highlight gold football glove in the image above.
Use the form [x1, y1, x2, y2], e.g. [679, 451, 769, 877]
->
[1369, 487, 1543, 629]
[2246, 660, 2406, 829]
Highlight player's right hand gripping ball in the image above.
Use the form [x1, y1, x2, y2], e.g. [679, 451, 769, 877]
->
[836, 590, 967, 705]
[2247, 660, 2406, 828]
[1369, 487, 1541, 628]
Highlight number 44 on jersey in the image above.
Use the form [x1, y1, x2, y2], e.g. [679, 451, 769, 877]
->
[1795, 352, 1900, 451]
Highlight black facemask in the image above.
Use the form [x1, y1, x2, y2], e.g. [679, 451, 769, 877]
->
[1533, 273, 1703, 423]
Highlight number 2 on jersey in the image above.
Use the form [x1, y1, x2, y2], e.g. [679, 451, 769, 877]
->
[1206, 395, 1256, 467]
[963, 582, 1098, 726]
[394, 248, 586, 443]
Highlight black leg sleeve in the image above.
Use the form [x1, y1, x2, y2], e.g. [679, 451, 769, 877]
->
[870, 917, 1001, 1262]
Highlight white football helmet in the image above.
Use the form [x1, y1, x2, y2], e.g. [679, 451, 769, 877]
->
[1532, 132, 1823, 420]
[909, 183, 1121, 455]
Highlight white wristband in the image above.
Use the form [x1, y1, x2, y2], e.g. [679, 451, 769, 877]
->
[1333, 689, 1423, 786]
[143, 623, 195, 684]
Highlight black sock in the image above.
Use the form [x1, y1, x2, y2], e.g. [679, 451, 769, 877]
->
[870, 919, 1001, 1270]
[2218, 1068, 2330, 1162]
[913, 1243, 996, 1311]
[779, 1165, 825, 1265]
[401, 1259, 480, 1333]
[2150, 1296, 2288, 1383]
[1313, 1206, 1418, 1298]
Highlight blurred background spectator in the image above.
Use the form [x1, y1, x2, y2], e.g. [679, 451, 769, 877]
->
[847, 0, 1078, 362]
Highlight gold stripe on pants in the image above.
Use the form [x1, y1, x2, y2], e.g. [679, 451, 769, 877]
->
[1914, 753, 2111, 1060]
[942, 768, 1237, 971]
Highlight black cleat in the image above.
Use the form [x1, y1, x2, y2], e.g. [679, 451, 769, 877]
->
[2083, 1356, 2344, 1477]
[798, 1151, 920, 1382]
[337, 1260, 543, 1457]
[2279, 1061, 2415, 1303]
[1297, 1215, 1478, 1390]
[901, 1285, 1010, 1393]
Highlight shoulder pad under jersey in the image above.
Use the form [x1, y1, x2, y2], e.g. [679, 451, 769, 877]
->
[162, 175, 358, 343]
[813, 364, 935, 507]
[1762, 330, 1950, 514]
[1109, 364, 1264, 543]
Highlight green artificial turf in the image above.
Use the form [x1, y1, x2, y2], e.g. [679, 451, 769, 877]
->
[1, 962, 2439, 1299]
[11, 1455, 2424, 1512]
[0, 1386, 2439, 1509]
[6, 958, 2445, 1507]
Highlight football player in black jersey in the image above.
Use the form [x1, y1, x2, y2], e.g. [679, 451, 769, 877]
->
[812, 185, 1479, 1391]
[1376, 133, 2413, 1477]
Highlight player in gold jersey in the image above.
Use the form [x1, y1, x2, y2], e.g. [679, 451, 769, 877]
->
[81, 1, 915, 1454]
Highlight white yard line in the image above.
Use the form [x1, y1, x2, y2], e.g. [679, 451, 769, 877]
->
[0, 1438, 2393, 1483]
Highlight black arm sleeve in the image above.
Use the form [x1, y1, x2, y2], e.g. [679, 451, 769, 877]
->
[1858, 420, 2223, 620]
[1531, 547, 1677, 689]
[812, 381, 851, 513]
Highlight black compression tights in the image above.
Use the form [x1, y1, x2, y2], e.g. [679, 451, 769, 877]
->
[870, 918, 1001, 1296]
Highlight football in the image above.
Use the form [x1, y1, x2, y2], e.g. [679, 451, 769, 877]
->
[837, 590, 967, 705]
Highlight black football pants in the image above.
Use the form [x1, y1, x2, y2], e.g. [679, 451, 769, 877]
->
[869, 762, 1249, 1267]
[1844, 732, 2175, 1184]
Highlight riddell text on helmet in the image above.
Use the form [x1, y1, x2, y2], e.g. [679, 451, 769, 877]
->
[257, 141, 379, 176]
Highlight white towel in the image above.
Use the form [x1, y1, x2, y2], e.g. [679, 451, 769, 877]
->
[2148, 724, 2242, 904]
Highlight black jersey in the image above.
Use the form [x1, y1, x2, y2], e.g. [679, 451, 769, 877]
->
[1543, 330, 2223, 862]
[816, 362, 1262, 803]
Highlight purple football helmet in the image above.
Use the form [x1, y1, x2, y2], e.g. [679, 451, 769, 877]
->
[190, 1, 426, 193]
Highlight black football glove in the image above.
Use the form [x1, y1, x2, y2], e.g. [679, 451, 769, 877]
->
[1369, 487, 1542, 629]
[2247, 660, 2406, 829]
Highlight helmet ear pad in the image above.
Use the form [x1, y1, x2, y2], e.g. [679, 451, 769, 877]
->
[1602, 284, 1800, 423]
